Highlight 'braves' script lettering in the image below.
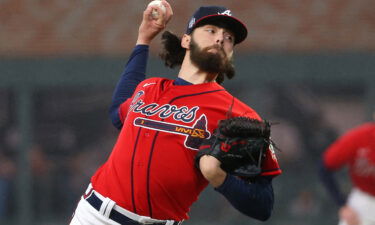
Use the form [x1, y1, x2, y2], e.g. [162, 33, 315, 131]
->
[130, 100, 199, 123]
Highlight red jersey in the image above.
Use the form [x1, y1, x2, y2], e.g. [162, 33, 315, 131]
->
[91, 77, 281, 220]
[323, 123, 375, 196]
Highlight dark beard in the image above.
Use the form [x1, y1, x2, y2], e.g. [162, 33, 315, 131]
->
[189, 38, 235, 82]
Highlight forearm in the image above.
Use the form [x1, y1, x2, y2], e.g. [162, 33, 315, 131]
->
[215, 175, 274, 221]
[318, 159, 346, 206]
[109, 45, 149, 129]
[109, 0, 173, 129]
[198, 155, 274, 221]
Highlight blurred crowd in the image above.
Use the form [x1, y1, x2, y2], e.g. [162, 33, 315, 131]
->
[0, 88, 117, 222]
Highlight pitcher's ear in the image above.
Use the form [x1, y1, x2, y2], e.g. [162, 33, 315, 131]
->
[181, 34, 191, 49]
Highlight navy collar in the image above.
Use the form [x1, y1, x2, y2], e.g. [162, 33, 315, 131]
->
[174, 77, 193, 85]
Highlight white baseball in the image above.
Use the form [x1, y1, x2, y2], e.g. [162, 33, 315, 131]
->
[148, 0, 166, 19]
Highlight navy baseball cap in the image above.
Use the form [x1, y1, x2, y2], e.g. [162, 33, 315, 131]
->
[186, 6, 248, 44]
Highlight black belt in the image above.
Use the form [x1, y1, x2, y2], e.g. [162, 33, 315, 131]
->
[85, 192, 181, 225]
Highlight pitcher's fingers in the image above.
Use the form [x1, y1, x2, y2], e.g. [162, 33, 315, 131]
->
[153, 7, 166, 26]
[143, 5, 154, 21]
[160, 0, 173, 23]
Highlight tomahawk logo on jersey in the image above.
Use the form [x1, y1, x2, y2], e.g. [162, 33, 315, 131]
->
[91, 77, 281, 220]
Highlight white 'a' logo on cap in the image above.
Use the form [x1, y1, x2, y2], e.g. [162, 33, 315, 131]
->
[189, 18, 196, 28]
[218, 10, 232, 16]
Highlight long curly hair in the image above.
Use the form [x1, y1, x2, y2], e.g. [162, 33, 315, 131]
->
[159, 31, 185, 69]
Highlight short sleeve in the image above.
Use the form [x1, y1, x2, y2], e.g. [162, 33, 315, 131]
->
[323, 124, 369, 170]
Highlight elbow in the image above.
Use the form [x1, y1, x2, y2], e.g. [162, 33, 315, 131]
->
[247, 184, 274, 221]
[111, 119, 123, 130]
[109, 106, 123, 130]
[238, 196, 273, 221]
[246, 201, 272, 221]
[241, 207, 272, 221]
[255, 208, 272, 221]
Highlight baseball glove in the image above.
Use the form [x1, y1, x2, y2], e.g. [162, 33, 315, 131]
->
[195, 117, 271, 178]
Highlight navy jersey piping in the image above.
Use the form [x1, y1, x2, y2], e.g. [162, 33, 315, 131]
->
[146, 131, 160, 217]
[145, 88, 225, 218]
[130, 127, 143, 213]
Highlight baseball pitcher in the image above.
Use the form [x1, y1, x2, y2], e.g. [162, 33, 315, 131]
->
[70, 1, 282, 224]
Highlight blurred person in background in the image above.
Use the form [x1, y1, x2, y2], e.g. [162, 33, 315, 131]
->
[70, 0, 281, 224]
[0, 151, 16, 219]
[0, 126, 18, 220]
[319, 111, 375, 225]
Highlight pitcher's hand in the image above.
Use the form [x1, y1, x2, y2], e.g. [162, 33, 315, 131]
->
[137, 0, 173, 45]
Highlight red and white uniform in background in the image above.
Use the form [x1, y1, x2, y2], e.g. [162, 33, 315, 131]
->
[91, 77, 281, 221]
[323, 123, 375, 225]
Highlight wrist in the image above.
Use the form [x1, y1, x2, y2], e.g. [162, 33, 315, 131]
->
[136, 37, 151, 45]
[199, 155, 227, 187]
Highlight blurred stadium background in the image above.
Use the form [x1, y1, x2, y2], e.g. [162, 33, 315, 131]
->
[0, 0, 374, 224]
